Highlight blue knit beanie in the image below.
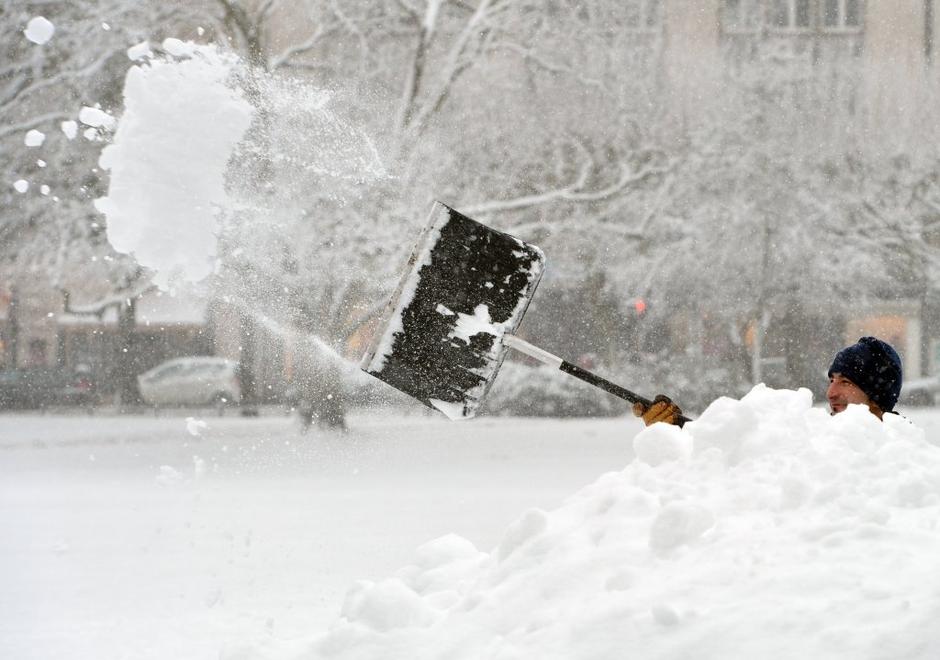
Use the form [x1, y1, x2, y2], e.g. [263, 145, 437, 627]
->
[827, 337, 903, 412]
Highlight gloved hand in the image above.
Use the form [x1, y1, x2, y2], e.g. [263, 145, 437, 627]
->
[633, 394, 682, 426]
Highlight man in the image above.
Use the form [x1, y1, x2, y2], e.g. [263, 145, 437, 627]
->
[633, 336, 903, 425]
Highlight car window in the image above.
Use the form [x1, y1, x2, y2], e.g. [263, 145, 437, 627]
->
[147, 359, 231, 381]
[181, 362, 219, 377]
[152, 363, 188, 380]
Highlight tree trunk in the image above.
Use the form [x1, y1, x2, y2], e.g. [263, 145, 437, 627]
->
[238, 312, 259, 413]
[116, 299, 142, 406]
[750, 311, 762, 386]
[7, 285, 19, 369]
[921, 285, 932, 377]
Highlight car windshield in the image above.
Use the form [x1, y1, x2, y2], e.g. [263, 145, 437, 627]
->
[150, 363, 188, 380]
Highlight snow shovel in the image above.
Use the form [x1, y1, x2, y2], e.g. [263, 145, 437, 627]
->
[361, 201, 689, 426]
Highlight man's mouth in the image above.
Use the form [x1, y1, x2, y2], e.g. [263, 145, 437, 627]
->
[829, 402, 846, 413]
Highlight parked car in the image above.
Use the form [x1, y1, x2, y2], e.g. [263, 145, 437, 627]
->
[0, 366, 99, 409]
[137, 357, 241, 407]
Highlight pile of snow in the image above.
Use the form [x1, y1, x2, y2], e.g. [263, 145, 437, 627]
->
[94, 42, 254, 288]
[235, 386, 940, 660]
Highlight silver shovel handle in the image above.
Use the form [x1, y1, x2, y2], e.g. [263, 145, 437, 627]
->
[503, 334, 690, 427]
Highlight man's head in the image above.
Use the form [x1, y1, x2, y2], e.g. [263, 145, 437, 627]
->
[827, 336, 903, 418]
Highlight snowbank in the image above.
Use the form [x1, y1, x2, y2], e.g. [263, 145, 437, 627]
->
[231, 386, 940, 660]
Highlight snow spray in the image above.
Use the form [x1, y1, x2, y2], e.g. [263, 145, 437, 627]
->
[93, 40, 388, 368]
[95, 40, 385, 289]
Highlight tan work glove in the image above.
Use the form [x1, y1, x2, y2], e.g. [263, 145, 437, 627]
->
[633, 394, 682, 426]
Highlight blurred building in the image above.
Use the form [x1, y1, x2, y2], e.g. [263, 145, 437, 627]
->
[564, 1, 920, 153]
[57, 288, 213, 377]
[655, 0, 940, 380]
[0, 278, 339, 405]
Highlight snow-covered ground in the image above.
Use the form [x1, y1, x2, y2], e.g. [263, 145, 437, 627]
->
[4, 397, 940, 660]
[1, 407, 638, 660]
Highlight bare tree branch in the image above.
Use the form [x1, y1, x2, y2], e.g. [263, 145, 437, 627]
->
[461, 159, 673, 216]
[405, 0, 495, 136]
[1, 50, 114, 113]
[489, 41, 605, 89]
[0, 110, 73, 140]
[269, 22, 332, 70]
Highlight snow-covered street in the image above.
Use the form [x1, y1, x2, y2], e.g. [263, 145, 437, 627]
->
[1, 409, 639, 660]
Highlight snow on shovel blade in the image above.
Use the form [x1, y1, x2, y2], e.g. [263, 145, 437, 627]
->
[361, 202, 545, 419]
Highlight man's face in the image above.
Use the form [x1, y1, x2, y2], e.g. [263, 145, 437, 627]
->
[827, 373, 872, 415]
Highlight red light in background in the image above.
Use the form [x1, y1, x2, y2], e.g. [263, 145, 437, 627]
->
[634, 298, 647, 314]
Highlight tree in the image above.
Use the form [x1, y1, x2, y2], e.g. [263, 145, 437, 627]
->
[9, 0, 940, 417]
[197, 0, 679, 419]
[619, 39, 930, 399]
[0, 1, 214, 271]
[3, 3, 131, 368]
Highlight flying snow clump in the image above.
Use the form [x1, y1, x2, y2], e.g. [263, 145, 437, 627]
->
[24, 16, 54, 45]
[13, 180, 29, 193]
[185, 417, 208, 437]
[24, 130, 45, 147]
[162, 38, 198, 58]
[61, 121, 78, 140]
[127, 41, 152, 61]
[94, 43, 254, 288]
[78, 106, 116, 130]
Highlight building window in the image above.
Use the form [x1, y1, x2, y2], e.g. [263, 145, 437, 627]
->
[723, 0, 764, 32]
[28, 338, 47, 366]
[823, 0, 863, 30]
[624, 0, 662, 32]
[722, 0, 864, 33]
[771, 0, 813, 30]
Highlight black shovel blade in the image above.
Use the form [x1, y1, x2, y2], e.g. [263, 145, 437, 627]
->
[361, 202, 545, 419]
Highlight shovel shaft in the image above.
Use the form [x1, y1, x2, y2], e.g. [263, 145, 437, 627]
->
[503, 334, 562, 369]
[504, 335, 650, 405]
[504, 335, 690, 427]
[558, 361, 652, 407]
